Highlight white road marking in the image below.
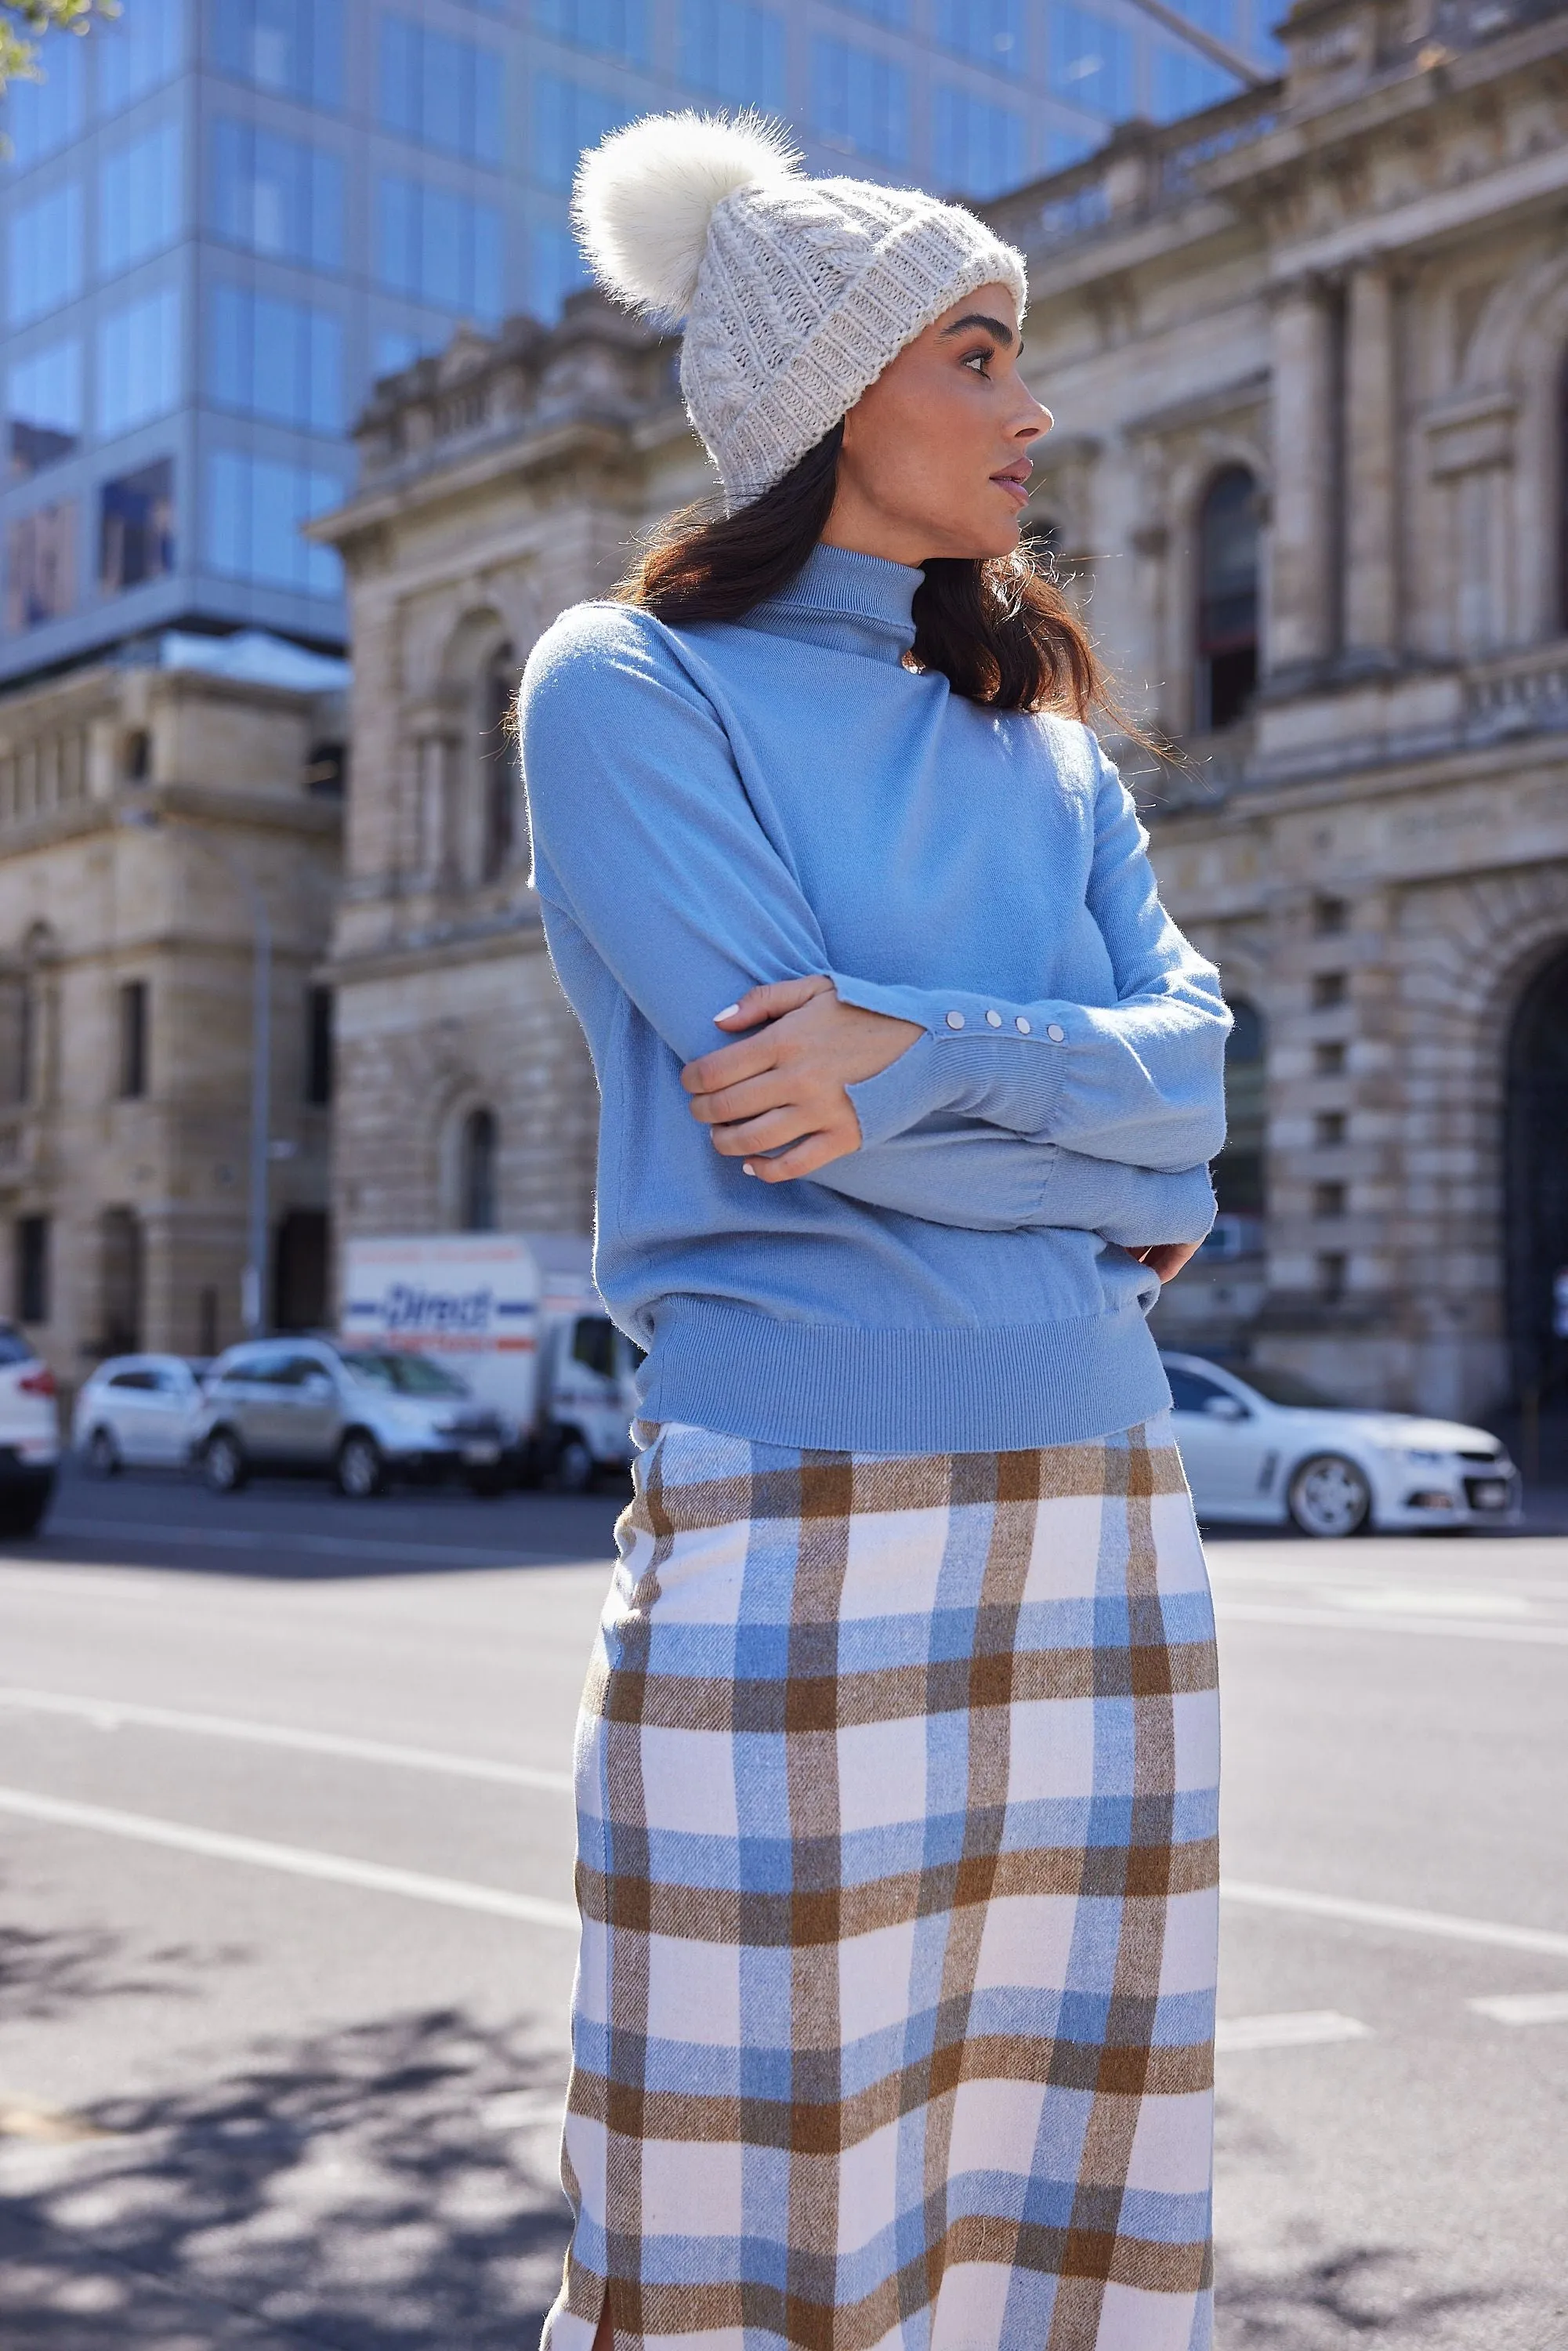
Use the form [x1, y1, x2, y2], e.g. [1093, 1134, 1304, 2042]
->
[0, 1686, 574, 1794]
[1214, 1601, 1568, 1645]
[1329, 1586, 1532, 1617]
[1467, 1990, 1568, 2026]
[0, 1785, 579, 1931]
[1216, 2009, 1372, 2054]
[1223, 1879, 1568, 1958]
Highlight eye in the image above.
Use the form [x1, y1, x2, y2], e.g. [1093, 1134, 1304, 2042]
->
[961, 346, 994, 378]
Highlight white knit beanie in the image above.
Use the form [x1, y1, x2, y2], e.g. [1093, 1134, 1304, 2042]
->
[571, 111, 1029, 512]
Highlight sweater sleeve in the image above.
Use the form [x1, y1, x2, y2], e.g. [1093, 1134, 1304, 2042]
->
[838, 730, 1232, 1173]
[831, 1128, 1218, 1244]
[523, 610, 1222, 1233]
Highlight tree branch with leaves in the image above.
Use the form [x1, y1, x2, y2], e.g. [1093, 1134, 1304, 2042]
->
[0, 2, 121, 101]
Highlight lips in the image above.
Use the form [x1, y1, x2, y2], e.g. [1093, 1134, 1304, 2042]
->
[990, 466, 1031, 507]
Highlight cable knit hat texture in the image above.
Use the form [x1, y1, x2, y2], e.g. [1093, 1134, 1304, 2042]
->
[571, 112, 1029, 510]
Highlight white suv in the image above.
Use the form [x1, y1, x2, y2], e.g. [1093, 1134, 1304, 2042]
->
[194, 1338, 512, 1498]
[0, 1323, 60, 1534]
[73, 1354, 209, 1476]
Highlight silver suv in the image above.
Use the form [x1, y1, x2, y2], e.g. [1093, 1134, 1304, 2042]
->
[194, 1339, 510, 1498]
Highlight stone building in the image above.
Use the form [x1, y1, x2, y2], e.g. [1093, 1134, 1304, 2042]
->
[312, 309, 702, 1250]
[0, 633, 345, 1376]
[983, 0, 1568, 1418]
[320, 0, 1568, 1422]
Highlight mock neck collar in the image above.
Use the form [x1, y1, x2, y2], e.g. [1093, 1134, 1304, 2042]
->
[745, 542, 923, 665]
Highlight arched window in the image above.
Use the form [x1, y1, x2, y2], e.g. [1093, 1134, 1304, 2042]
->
[1214, 998, 1266, 1217]
[1196, 467, 1260, 733]
[459, 1107, 498, 1233]
[479, 643, 520, 883]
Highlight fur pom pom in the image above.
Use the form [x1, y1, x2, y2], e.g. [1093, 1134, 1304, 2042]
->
[572, 110, 801, 319]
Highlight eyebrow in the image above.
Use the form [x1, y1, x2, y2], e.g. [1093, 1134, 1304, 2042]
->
[939, 313, 1016, 347]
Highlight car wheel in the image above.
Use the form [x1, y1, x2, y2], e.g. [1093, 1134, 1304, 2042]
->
[0, 1480, 53, 1537]
[201, 1429, 248, 1494]
[1287, 1453, 1373, 1539]
[335, 1430, 386, 1499]
[85, 1425, 121, 1478]
[552, 1434, 596, 1494]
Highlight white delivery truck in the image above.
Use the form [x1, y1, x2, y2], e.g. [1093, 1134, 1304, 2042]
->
[339, 1232, 644, 1488]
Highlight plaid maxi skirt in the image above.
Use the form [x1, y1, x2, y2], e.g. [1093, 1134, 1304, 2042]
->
[542, 1413, 1219, 2351]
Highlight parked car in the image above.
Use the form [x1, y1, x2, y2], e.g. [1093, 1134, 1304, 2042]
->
[194, 1338, 511, 1498]
[0, 1320, 58, 1534]
[73, 1354, 208, 1476]
[1161, 1352, 1521, 1538]
[340, 1231, 643, 1487]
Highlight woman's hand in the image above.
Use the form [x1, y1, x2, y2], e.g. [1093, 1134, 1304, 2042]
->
[1128, 1241, 1202, 1284]
[682, 976, 923, 1181]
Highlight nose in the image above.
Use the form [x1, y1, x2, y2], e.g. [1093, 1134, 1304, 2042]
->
[1015, 393, 1052, 443]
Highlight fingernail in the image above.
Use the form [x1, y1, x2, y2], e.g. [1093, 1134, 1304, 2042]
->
[741, 1161, 757, 1176]
[715, 1005, 740, 1022]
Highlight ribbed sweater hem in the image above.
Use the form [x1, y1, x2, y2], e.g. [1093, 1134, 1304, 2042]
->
[638, 1298, 1173, 1457]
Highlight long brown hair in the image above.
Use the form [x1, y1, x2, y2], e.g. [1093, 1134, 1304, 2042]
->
[617, 421, 1135, 730]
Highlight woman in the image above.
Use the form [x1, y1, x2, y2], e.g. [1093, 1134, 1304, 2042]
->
[522, 110, 1229, 2351]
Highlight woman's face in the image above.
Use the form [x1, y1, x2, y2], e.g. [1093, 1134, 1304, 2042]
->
[825, 282, 1052, 566]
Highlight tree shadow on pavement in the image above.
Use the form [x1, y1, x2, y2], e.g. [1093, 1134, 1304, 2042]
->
[1217, 2244, 1519, 2348]
[0, 2005, 569, 2349]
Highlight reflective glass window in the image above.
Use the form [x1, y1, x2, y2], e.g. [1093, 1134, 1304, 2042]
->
[209, 118, 343, 268]
[3, 33, 85, 166]
[375, 174, 503, 321]
[3, 500, 77, 630]
[378, 14, 502, 165]
[6, 182, 84, 325]
[534, 0, 649, 67]
[205, 449, 343, 596]
[207, 284, 342, 430]
[932, 85, 1023, 196]
[100, 456, 176, 593]
[828, 0, 908, 24]
[676, 0, 785, 109]
[1048, 5, 1135, 118]
[6, 338, 84, 477]
[98, 0, 186, 115]
[529, 225, 588, 321]
[99, 122, 183, 275]
[98, 286, 181, 437]
[933, 0, 1023, 71]
[1152, 36, 1237, 121]
[529, 73, 631, 192]
[810, 37, 909, 167]
[210, 0, 345, 110]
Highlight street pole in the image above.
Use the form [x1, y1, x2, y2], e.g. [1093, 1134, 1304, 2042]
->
[244, 881, 273, 1339]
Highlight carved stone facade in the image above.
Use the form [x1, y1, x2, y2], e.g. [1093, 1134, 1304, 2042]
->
[983, 0, 1568, 1417]
[313, 312, 704, 1255]
[320, 0, 1568, 1419]
[0, 643, 344, 1376]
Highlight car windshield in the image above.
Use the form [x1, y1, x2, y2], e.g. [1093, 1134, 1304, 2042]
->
[1236, 1364, 1351, 1410]
[337, 1350, 469, 1397]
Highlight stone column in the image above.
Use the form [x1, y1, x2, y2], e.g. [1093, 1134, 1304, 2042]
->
[1342, 261, 1398, 664]
[1266, 275, 1338, 677]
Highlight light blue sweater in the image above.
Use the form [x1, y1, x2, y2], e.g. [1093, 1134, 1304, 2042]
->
[520, 542, 1229, 1454]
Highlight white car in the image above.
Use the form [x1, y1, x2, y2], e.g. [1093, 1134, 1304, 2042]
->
[1161, 1352, 1521, 1538]
[0, 1320, 60, 1534]
[73, 1354, 209, 1476]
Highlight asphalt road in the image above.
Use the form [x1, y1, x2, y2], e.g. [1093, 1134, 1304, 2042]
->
[1, 1467, 1564, 2349]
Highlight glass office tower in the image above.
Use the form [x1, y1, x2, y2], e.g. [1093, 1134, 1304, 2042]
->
[0, 0, 1276, 679]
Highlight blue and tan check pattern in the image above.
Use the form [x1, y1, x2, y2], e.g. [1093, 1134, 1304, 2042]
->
[542, 1415, 1219, 2351]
